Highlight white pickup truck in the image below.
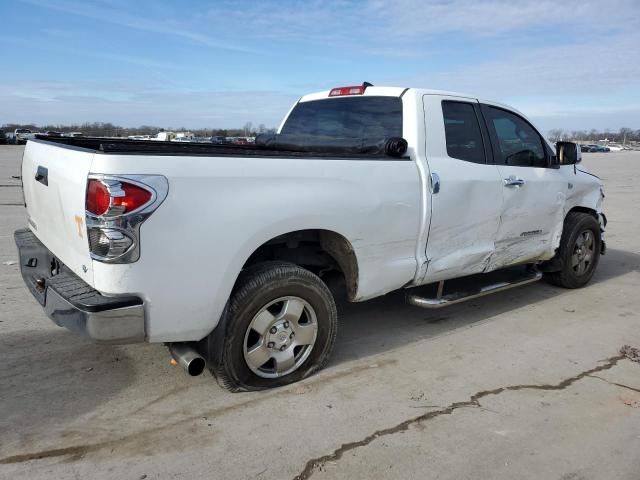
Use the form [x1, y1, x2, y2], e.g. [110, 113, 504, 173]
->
[12, 128, 36, 145]
[15, 84, 606, 391]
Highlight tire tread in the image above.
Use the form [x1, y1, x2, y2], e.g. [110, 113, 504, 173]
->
[209, 262, 337, 392]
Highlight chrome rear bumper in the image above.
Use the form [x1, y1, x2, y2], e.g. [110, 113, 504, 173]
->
[14, 228, 145, 344]
[44, 288, 145, 344]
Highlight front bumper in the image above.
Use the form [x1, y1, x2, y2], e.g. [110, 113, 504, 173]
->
[14, 228, 145, 344]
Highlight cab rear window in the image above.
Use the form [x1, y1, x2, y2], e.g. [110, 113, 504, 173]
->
[280, 96, 403, 145]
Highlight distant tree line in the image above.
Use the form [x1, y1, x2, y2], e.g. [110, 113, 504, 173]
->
[1, 121, 276, 138]
[3, 121, 637, 143]
[548, 127, 639, 144]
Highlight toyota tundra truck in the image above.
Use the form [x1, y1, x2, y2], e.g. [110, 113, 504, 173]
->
[14, 84, 606, 391]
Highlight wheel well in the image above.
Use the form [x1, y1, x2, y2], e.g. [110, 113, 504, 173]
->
[242, 230, 359, 301]
[567, 206, 598, 219]
[539, 206, 600, 273]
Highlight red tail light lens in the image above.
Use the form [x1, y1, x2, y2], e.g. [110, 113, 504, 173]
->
[117, 182, 152, 213]
[86, 179, 111, 215]
[86, 179, 152, 216]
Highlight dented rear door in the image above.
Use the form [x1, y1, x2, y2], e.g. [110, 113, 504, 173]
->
[421, 95, 504, 283]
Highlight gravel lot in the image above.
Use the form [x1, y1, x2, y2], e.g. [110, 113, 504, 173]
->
[1, 145, 639, 480]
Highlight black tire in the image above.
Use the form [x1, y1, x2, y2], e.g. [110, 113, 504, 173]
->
[204, 262, 338, 392]
[544, 212, 601, 289]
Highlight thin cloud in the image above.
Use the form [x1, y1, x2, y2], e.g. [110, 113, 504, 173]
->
[0, 83, 299, 128]
[367, 0, 640, 37]
[0, 34, 179, 70]
[203, 0, 640, 46]
[20, 0, 347, 63]
[413, 30, 640, 97]
[20, 0, 262, 54]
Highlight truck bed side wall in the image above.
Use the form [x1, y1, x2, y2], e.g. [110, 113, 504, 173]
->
[89, 154, 422, 342]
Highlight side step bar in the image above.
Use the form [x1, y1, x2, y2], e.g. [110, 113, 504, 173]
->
[407, 270, 542, 309]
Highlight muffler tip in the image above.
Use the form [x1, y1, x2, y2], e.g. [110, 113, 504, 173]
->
[168, 343, 206, 377]
[187, 357, 206, 376]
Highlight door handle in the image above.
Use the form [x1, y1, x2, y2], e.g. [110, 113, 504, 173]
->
[430, 172, 441, 194]
[503, 175, 524, 187]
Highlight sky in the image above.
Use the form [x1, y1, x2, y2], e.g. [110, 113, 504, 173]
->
[1, 0, 639, 133]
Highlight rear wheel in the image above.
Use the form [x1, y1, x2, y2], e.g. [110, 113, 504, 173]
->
[544, 212, 601, 288]
[205, 262, 338, 391]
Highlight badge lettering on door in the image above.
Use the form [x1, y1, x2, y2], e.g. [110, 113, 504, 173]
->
[74, 215, 84, 238]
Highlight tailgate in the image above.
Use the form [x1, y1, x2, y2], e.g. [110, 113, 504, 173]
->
[21, 140, 95, 284]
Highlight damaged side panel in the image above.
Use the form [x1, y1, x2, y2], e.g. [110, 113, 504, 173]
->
[487, 164, 570, 271]
[420, 94, 505, 284]
[423, 215, 501, 282]
[488, 190, 567, 271]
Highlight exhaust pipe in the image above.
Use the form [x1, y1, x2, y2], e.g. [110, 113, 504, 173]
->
[168, 343, 206, 376]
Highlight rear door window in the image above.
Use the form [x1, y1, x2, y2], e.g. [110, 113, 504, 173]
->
[442, 101, 486, 164]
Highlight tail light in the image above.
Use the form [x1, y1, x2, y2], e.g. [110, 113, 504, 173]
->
[85, 175, 168, 263]
[88, 228, 134, 259]
[86, 179, 153, 216]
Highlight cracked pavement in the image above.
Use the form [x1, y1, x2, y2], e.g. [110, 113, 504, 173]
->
[293, 352, 635, 480]
[1, 147, 639, 480]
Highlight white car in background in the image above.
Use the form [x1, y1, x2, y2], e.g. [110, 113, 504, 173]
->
[606, 145, 624, 152]
[14, 128, 36, 144]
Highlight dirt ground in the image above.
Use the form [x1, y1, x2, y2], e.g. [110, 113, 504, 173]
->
[1, 145, 639, 480]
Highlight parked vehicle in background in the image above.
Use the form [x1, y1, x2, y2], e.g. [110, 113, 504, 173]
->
[14, 128, 35, 144]
[65, 132, 84, 138]
[230, 137, 254, 145]
[44, 131, 64, 137]
[128, 135, 154, 140]
[175, 132, 194, 141]
[14, 84, 606, 391]
[586, 144, 610, 152]
[0, 129, 7, 144]
[155, 131, 176, 141]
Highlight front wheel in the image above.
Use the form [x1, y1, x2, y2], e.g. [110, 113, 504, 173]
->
[205, 262, 338, 391]
[544, 212, 601, 289]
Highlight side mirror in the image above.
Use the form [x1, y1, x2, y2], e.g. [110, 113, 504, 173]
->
[556, 141, 582, 165]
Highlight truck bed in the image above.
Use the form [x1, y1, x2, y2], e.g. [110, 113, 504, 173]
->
[32, 135, 396, 159]
[22, 132, 421, 342]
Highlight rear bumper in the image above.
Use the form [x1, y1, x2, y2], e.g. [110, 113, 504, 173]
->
[14, 228, 146, 344]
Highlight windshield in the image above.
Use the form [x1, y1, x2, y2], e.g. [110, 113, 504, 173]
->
[16, 129, 31, 134]
[279, 96, 403, 151]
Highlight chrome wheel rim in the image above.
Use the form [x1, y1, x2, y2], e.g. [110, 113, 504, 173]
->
[572, 230, 595, 275]
[243, 296, 318, 379]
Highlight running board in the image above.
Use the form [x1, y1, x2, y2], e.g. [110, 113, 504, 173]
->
[407, 270, 543, 309]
